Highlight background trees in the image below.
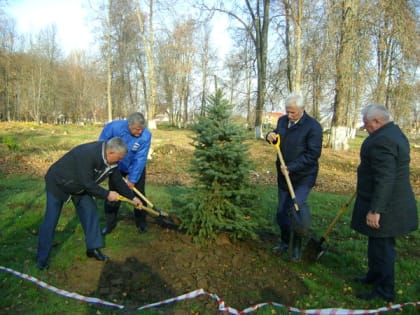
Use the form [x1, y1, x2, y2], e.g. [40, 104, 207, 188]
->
[0, 0, 419, 149]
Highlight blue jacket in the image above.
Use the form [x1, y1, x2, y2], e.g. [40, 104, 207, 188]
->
[267, 111, 323, 189]
[99, 120, 152, 183]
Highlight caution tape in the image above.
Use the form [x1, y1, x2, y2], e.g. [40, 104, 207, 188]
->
[137, 289, 419, 315]
[1, 265, 419, 314]
[0, 266, 124, 309]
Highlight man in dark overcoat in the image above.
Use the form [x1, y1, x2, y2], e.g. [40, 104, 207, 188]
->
[351, 104, 418, 302]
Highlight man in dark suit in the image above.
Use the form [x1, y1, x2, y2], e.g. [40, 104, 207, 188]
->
[266, 93, 323, 261]
[351, 104, 418, 302]
[36, 137, 141, 270]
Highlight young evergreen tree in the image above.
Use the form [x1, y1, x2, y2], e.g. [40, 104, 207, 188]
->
[180, 90, 257, 241]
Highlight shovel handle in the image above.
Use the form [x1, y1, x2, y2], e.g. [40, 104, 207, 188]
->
[271, 134, 299, 211]
[123, 178, 156, 208]
[322, 191, 357, 239]
[117, 195, 164, 217]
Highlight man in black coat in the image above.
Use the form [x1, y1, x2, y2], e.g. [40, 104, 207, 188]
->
[266, 93, 323, 261]
[36, 137, 141, 270]
[351, 104, 418, 302]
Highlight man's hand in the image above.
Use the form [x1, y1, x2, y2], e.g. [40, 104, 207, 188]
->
[267, 132, 277, 143]
[126, 180, 135, 189]
[107, 191, 120, 202]
[280, 164, 289, 176]
[366, 211, 380, 229]
[133, 197, 142, 208]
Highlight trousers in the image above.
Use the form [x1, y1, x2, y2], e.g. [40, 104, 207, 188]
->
[276, 184, 311, 230]
[104, 169, 147, 225]
[36, 191, 103, 264]
[367, 236, 396, 299]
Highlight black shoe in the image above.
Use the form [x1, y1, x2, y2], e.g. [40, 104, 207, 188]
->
[36, 261, 49, 270]
[353, 276, 373, 285]
[273, 242, 288, 253]
[101, 227, 113, 235]
[356, 291, 394, 303]
[86, 249, 109, 261]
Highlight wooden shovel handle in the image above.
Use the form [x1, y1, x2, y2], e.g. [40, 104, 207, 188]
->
[123, 178, 155, 208]
[117, 195, 162, 217]
[272, 134, 299, 211]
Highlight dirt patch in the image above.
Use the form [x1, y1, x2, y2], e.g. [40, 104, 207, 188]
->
[52, 222, 306, 314]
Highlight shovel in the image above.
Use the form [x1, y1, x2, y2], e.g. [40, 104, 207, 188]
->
[270, 134, 310, 234]
[118, 195, 180, 229]
[304, 191, 356, 261]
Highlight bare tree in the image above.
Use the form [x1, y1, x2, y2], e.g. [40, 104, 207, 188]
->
[370, 0, 418, 128]
[134, 0, 157, 123]
[206, 0, 270, 139]
[328, 0, 361, 150]
[282, 0, 303, 93]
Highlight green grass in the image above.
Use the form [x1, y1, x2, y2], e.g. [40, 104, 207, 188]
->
[1, 174, 419, 314]
[0, 123, 419, 314]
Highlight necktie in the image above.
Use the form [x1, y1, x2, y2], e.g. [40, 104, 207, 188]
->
[289, 121, 295, 128]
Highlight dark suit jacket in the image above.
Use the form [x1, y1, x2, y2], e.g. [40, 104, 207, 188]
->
[351, 122, 418, 237]
[267, 111, 323, 189]
[45, 141, 134, 202]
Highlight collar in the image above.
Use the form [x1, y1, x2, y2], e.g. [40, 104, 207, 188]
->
[101, 142, 111, 166]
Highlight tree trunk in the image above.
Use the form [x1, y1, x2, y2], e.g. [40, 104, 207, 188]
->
[106, 0, 113, 122]
[329, 0, 358, 151]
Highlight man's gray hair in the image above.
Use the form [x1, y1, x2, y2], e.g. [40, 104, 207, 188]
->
[285, 93, 304, 109]
[127, 112, 146, 126]
[362, 104, 391, 122]
[106, 137, 128, 154]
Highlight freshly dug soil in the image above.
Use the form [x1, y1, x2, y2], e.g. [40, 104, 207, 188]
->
[56, 222, 307, 314]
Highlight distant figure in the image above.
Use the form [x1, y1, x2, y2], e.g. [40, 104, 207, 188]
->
[266, 93, 323, 262]
[99, 112, 152, 234]
[36, 137, 141, 270]
[351, 104, 418, 302]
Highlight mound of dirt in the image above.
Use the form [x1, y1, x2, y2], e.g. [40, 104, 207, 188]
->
[57, 221, 307, 314]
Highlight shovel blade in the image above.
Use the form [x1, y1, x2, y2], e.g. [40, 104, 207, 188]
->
[154, 213, 181, 230]
[303, 236, 326, 262]
[288, 202, 311, 234]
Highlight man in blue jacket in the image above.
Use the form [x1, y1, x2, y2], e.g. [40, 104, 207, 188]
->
[351, 104, 418, 302]
[99, 112, 152, 234]
[266, 93, 323, 261]
[36, 137, 141, 270]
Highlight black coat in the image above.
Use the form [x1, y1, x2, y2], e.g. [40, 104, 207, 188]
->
[267, 111, 323, 189]
[351, 122, 418, 237]
[45, 141, 135, 202]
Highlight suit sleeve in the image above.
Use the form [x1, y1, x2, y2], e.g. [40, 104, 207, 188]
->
[109, 169, 136, 200]
[74, 155, 110, 200]
[287, 122, 323, 173]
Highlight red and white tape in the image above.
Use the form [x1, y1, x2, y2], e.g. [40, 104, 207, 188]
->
[137, 289, 419, 315]
[1, 265, 418, 314]
[0, 266, 124, 309]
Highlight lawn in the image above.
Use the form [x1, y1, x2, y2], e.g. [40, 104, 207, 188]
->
[0, 122, 419, 315]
